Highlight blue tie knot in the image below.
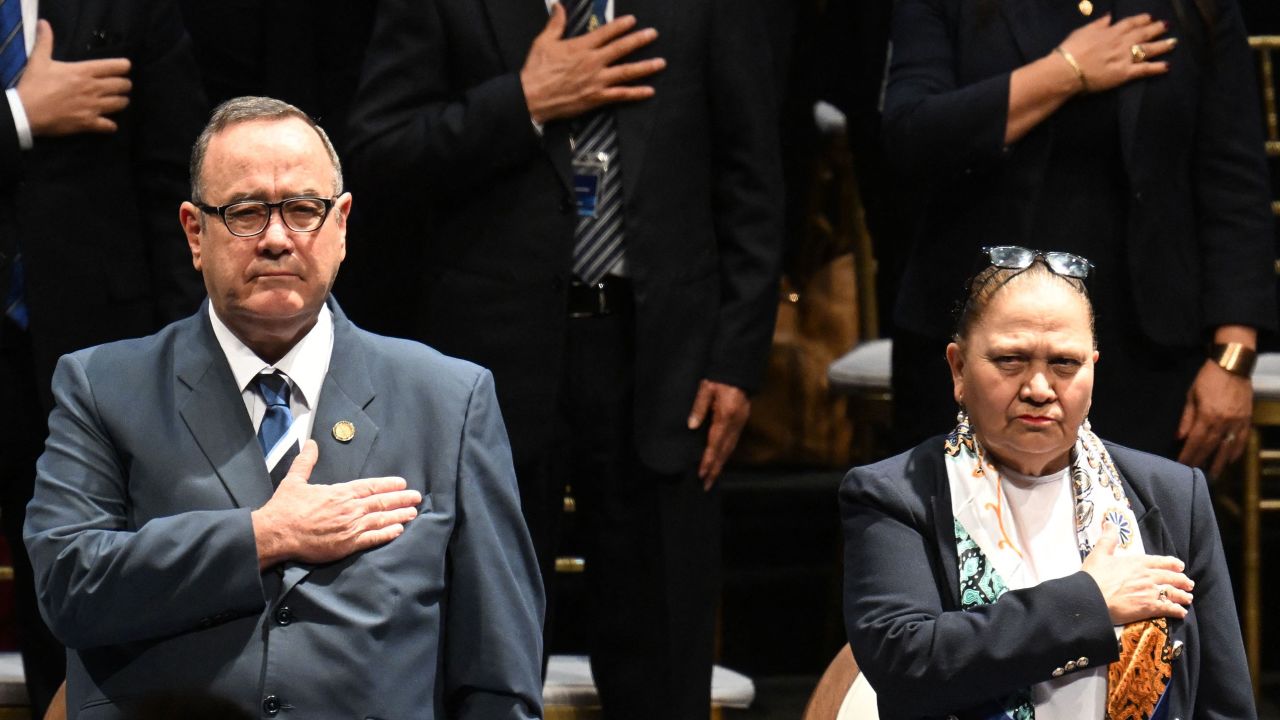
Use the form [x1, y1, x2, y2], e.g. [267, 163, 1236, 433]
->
[255, 372, 291, 408]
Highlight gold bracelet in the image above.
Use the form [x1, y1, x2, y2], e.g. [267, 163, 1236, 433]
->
[1054, 47, 1089, 93]
[1210, 342, 1258, 378]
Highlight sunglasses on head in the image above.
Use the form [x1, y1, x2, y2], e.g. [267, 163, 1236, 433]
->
[982, 246, 1093, 280]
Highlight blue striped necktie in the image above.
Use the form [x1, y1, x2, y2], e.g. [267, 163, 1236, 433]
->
[254, 372, 300, 486]
[567, 0, 626, 285]
[1, 0, 27, 330]
[0, 0, 23, 90]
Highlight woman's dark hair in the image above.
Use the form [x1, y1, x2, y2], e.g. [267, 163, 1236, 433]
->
[953, 260, 1096, 344]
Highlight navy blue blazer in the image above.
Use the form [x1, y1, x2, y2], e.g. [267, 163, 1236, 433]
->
[24, 299, 545, 719]
[841, 438, 1255, 720]
[882, 0, 1276, 344]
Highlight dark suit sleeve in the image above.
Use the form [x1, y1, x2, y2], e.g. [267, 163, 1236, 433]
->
[1191, 0, 1277, 333]
[346, 0, 544, 202]
[130, 0, 209, 324]
[23, 353, 267, 650]
[881, 0, 1012, 182]
[704, 0, 785, 393]
[0, 94, 20, 190]
[840, 465, 1119, 716]
[1184, 466, 1257, 718]
[444, 369, 544, 719]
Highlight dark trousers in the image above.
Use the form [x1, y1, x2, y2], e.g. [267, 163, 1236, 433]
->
[0, 320, 64, 718]
[890, 320, 1203, 459]
[516, 292, 720, 720]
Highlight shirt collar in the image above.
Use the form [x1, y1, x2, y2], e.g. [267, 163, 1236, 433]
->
[208, 303, 334, 409]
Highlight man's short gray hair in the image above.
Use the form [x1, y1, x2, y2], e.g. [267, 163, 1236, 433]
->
[189, 96, 344, 202]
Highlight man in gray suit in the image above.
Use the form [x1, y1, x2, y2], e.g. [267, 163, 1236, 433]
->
[24, 96, 545, 719]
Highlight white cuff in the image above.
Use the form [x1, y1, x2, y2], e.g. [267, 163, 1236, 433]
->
[5, 88, 33, 150]
[530, 115, 544, 137]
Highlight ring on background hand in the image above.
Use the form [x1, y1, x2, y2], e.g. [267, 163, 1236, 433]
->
[1157, 586, 1169, 603]
[1224, 431, 1237, 445]
[1131, 43, 1147, 63]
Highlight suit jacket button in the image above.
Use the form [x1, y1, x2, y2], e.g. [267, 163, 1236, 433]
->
[275, 605, 293, 626]
[262, 695, 282, 715]
[1051, 667, 1065, 678]
[1077, 656, 1089, 667]
[1064, 660, 1077, 672]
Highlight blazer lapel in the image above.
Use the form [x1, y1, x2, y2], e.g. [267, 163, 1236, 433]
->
[482, 0, 547, 74]
[281, 301, 381, 598]
[482, 0, 575, 190]
[999, 0, 1063, 64]
[925, 451, 962, 607]
[176, 306, 275, 510]
[612, 0, 664, 204]
[1113, 0, 1165, 172]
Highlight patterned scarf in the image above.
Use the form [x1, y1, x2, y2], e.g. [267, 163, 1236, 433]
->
[943, 417, 1172, 720]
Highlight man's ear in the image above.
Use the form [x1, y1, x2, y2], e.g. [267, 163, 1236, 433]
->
[179, 202, 204, 271]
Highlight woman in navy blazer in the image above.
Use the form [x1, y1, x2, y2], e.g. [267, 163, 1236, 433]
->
[842, 253, 1254, 719]
[882, 0, 1276, 474]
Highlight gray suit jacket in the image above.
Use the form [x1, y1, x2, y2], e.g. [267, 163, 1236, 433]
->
[841, 438, 1255, 720]
[24, 299, 545, 719]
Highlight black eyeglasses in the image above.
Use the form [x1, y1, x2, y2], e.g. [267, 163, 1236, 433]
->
[194, 196, 336, 237]
[982, 246, 1093, 279]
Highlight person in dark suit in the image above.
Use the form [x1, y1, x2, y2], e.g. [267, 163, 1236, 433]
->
[177, 0, 375, 155]
[24, 97, 545, 719]
[883, 0, 1277, 471]
[842, 255, 1254, 719]
[0, 2, 206, 713]
[345, 1, 782, 716]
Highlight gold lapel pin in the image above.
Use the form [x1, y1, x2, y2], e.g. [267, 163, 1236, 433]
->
[332, 420, 356, 443]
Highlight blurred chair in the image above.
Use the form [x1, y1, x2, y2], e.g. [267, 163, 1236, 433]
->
[802, 644, 879, 720]
[542, 655, 755, 719]
[817, 100, 893, 464]
[1216, 36, 1280, 695]
[0, 652, 29, 720]
[1250, 36, 1280, 223]
[1222, 353, 1280, 695]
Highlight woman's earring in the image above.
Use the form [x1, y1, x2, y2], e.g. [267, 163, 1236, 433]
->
[956, 406, 970, 430]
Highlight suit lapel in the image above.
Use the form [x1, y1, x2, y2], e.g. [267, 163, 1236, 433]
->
[1113, 0, 1165, 172]
[305, 307, 379, 490]
[176, 306, 275, 510]
[482, 0, 575, 190]
[926, 451, 962, 607]
[281, 301, 380, 597]
[38, 0, 81, 62]
[998, 0, 1062, 64]
[612, 0, 664, 204]
[482, 0, 547, 74]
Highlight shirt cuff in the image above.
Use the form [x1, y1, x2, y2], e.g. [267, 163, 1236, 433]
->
[5, 88, 33, 150]
[530, 116, 544, 137]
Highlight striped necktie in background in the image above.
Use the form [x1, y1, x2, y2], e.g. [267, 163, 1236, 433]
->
[566, 0, 626, 285]
[1, 0, 26, 329]
[255, 372, 300, 486]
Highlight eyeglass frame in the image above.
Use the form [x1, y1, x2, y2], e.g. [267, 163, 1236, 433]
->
[980, 245, 1094, 280]
[193, 196, 337, 238]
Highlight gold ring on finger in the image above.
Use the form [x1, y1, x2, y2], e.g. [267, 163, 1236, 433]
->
[1131, 43, 1147, 63]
